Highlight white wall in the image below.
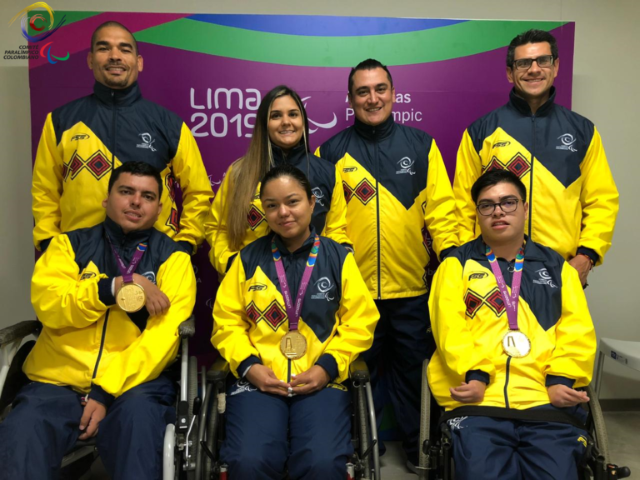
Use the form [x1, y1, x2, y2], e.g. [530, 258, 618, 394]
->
[1, 0, 638, 399]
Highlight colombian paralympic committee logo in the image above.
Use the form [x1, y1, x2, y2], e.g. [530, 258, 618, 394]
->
[6, 2, 69, 64]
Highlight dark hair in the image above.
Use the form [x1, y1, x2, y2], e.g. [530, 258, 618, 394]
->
[259, 164, 313, 200]
[506, 29, 558, 67]
[108, 161, 162, 198]
[91, 21, 139, 55]
[471, 170, 526, 204]
[348, 58, 393, 96]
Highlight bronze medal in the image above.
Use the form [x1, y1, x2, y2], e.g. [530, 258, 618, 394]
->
[502, 330, 531, 358]
[280, 330, 307, 360]
[116, 282, 146, 313]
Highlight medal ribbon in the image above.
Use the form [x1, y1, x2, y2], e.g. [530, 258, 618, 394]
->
[107, 236, 148, 283]
[485, 245, 524, 331]
[272, 234, 320, 331]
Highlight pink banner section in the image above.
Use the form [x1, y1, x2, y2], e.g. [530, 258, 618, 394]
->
[29, 12, 190, 69]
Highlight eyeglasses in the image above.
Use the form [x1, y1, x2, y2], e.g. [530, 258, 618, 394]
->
[512, 55, 555, 70]
[476, 198, 521, 216]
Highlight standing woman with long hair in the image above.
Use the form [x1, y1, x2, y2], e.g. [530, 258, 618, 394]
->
[205, 85, 350, 276]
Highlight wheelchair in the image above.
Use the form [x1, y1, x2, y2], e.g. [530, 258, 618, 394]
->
[416, 358, 631, 480]
[188, 356, 382, 480]
[0, 316, 201, 479]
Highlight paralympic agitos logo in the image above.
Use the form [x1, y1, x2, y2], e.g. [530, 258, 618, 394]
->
[7, 2, 69, 64]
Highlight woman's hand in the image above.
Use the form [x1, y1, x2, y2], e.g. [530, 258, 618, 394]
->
[245, 364, 290, 396]
[290, 366, 331, 395]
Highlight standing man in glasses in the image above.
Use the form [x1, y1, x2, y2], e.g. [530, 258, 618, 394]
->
[453, 29, 618, 287]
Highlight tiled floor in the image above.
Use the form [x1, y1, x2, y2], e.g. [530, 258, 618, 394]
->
[380, 411, 640, 479]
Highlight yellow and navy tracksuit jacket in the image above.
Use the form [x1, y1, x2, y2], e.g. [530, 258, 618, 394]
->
[427, 236, 596, 412]
[211, 229, 378, 384]
[317, 116, 459, 300]
[32, 81, 214, 253]
[454, 88, 619, 265]
[205, 143, 350, 275]
[25, 216, 196, 406]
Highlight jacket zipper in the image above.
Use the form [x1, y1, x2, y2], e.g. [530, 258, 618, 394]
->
[111, 91, 117, 167]
[92, 309, 110, 379]
[503, 356, 511, 409]
[287, 359, 292, 383]
[373, 130, 382, 300]
[528, 116, 535, 239]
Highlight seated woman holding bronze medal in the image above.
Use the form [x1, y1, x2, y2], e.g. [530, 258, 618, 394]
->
[427, 170, 597, 480]
[211, 164, 378, 479]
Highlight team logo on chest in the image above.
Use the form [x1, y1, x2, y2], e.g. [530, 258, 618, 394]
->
[311, 277, 335, 301]
[532, 268, 558, 288]
[137, 133, 157, 152]
[311, 187, 325, 207]
[556, 134, 578, 153]
[396, 157, 415, 175]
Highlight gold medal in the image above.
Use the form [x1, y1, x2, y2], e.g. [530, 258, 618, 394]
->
[116, 283, 146, 313]
[502, 330, 531, 358]
[280, 330, 307, 360]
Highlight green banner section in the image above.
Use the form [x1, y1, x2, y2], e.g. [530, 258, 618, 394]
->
[135, 18, 566, 66]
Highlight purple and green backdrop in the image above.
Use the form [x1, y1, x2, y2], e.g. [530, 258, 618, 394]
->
[28, 13, 575, 404]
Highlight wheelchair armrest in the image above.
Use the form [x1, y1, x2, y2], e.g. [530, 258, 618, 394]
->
[349, 358, 370, 383]
[178, 316, 196, 338]
[0, 321, 41, 347]
[206, 357, 230, 383]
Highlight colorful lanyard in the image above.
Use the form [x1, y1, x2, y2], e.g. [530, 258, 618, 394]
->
[107, 236, 148, 283]
[485, 245, 524, 331]
[271, 235, 320, 331]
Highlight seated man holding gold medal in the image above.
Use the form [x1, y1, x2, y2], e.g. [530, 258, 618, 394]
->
[427, 169, 596, 480]
[211, 164, 378, 479]
[0, 162, 196, 480]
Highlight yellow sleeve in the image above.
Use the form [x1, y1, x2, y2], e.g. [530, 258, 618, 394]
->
[429, 257, 495, 379]
[321, 165, 351, 246]
[211, 254, 261, 378]
[324, 253, 378, 383]
[171, 123, 214, 249]
[424, 139, 459, 258]
[31, 234, 109, 329]
[544, 263, 597, 387]
[204, 165, 237, 275]
[93, 251, 197, 397]
[453, 129, 483, 245]
[578, 127, 619, 265]
[32, 113, 64, 251]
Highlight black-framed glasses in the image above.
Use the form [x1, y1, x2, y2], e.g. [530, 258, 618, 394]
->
[476, 198, 521, 216]
[512, 55, 555, 70]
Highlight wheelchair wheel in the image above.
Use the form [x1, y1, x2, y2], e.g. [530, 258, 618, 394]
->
[355, 383, 372, 479]
[203, 384, 219, 480]
[586, 385, 610, 464]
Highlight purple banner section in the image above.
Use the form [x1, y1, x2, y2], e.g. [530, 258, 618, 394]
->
[28, 20, 575, 356]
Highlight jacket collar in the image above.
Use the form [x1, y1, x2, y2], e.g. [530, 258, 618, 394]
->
[470, 234, 546, 262]
[353, 114, 395, 141]
[104, 215, 153, 247]
[271, 143, 309, 168]
[509, 86, 556, 117]
[93, 81, 142, 107]
[273, 226, 317, 257]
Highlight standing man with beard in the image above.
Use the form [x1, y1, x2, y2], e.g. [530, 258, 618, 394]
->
[32, 21, 213, 254]
[454, 29, 618, 287]
[317, 59, 458, 470]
